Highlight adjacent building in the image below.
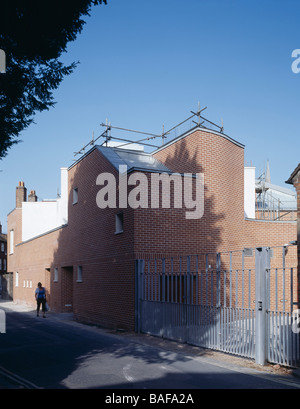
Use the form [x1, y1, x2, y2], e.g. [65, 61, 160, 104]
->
[0, 223, 7, 274]
[0, 222, 8, 297]
[7, 124, 297, 330]
[286, 163, 300, 302]
[256, 160, 297, 221]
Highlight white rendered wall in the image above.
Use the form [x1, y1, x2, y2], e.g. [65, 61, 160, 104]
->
[55, 167, 68, 226]
[244, 167, 256, 219]
[22, 168, 68, 242]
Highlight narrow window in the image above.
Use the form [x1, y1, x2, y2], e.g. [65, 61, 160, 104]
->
[77, 266, 83, 282]
[115, 212, 124, 234]
[73, 187, 78, 205]
[54, 267, 58, 282]
[10, 230, 14, 254]
[15, 272, 19, 287]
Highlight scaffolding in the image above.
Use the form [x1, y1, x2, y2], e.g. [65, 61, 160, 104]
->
[255, 174, 297, 221]
[73, 104, 225, 158]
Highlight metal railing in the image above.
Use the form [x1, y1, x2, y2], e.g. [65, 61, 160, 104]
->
[135, 245, 299, 367]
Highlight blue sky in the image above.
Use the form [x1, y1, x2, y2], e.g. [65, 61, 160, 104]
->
[1, 0, 299, 231]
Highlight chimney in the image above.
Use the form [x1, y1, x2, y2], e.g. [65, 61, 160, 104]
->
[28, 190, 37, 202]
[16, 181, 27, 208]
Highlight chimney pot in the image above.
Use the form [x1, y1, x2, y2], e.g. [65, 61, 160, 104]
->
[16, 181, 27, 208]
[28, 189, 37, 202]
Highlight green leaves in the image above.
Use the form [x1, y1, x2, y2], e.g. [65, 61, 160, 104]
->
[0, 0, 107, 159]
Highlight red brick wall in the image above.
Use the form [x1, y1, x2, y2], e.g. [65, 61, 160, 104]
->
[152, 129, 296, 259]
[153, 129, 244, 253]
[7, 204, 60, 307]
[291, 174, 300, 303]
[57, 148, 135, 327]
[8, 148, 136, 329]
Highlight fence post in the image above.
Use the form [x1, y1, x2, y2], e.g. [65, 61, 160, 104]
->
[186, 256, 191, 333]
[255, 247, 270, 365]
[162, 258, 166, 337]
[135, 259, 144, 333]
[216, 252, 221, 350]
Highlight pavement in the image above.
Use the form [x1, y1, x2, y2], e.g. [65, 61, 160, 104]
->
[1, 299, 300, 388]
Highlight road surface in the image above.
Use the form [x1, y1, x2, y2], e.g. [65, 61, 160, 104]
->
[0, 302, 300, 392]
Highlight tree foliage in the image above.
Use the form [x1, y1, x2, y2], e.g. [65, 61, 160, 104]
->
[0, 0, 107, 159]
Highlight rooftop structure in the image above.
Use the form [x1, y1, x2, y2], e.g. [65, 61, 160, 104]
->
[95, 146, 172, 174]
[255, 161, 297, 221]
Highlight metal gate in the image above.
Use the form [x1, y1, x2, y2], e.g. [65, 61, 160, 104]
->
[135, 245, 300, 367]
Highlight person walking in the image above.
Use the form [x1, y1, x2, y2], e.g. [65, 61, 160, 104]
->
[35, 282, 47, 318]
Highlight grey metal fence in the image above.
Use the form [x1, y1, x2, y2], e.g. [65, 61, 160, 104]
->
[265, 246, 300, 367]
[135, 245, 299, 367]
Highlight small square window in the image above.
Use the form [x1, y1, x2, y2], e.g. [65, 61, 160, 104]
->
[115, 213, 124, 234]
[73, 187, 78, 205]
[243, 248, 253, 257]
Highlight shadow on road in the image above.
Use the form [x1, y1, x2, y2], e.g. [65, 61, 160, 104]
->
[0, 305, 299, 390]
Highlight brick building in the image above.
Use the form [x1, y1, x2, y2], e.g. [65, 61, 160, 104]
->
[286, 163, 300, 300]
[0, 222, 8, 297]
[7, 124, 297, 330]
[0, 223, 7, 275]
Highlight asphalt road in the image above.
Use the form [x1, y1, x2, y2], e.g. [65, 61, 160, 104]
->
[1, 302, 300, 392]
